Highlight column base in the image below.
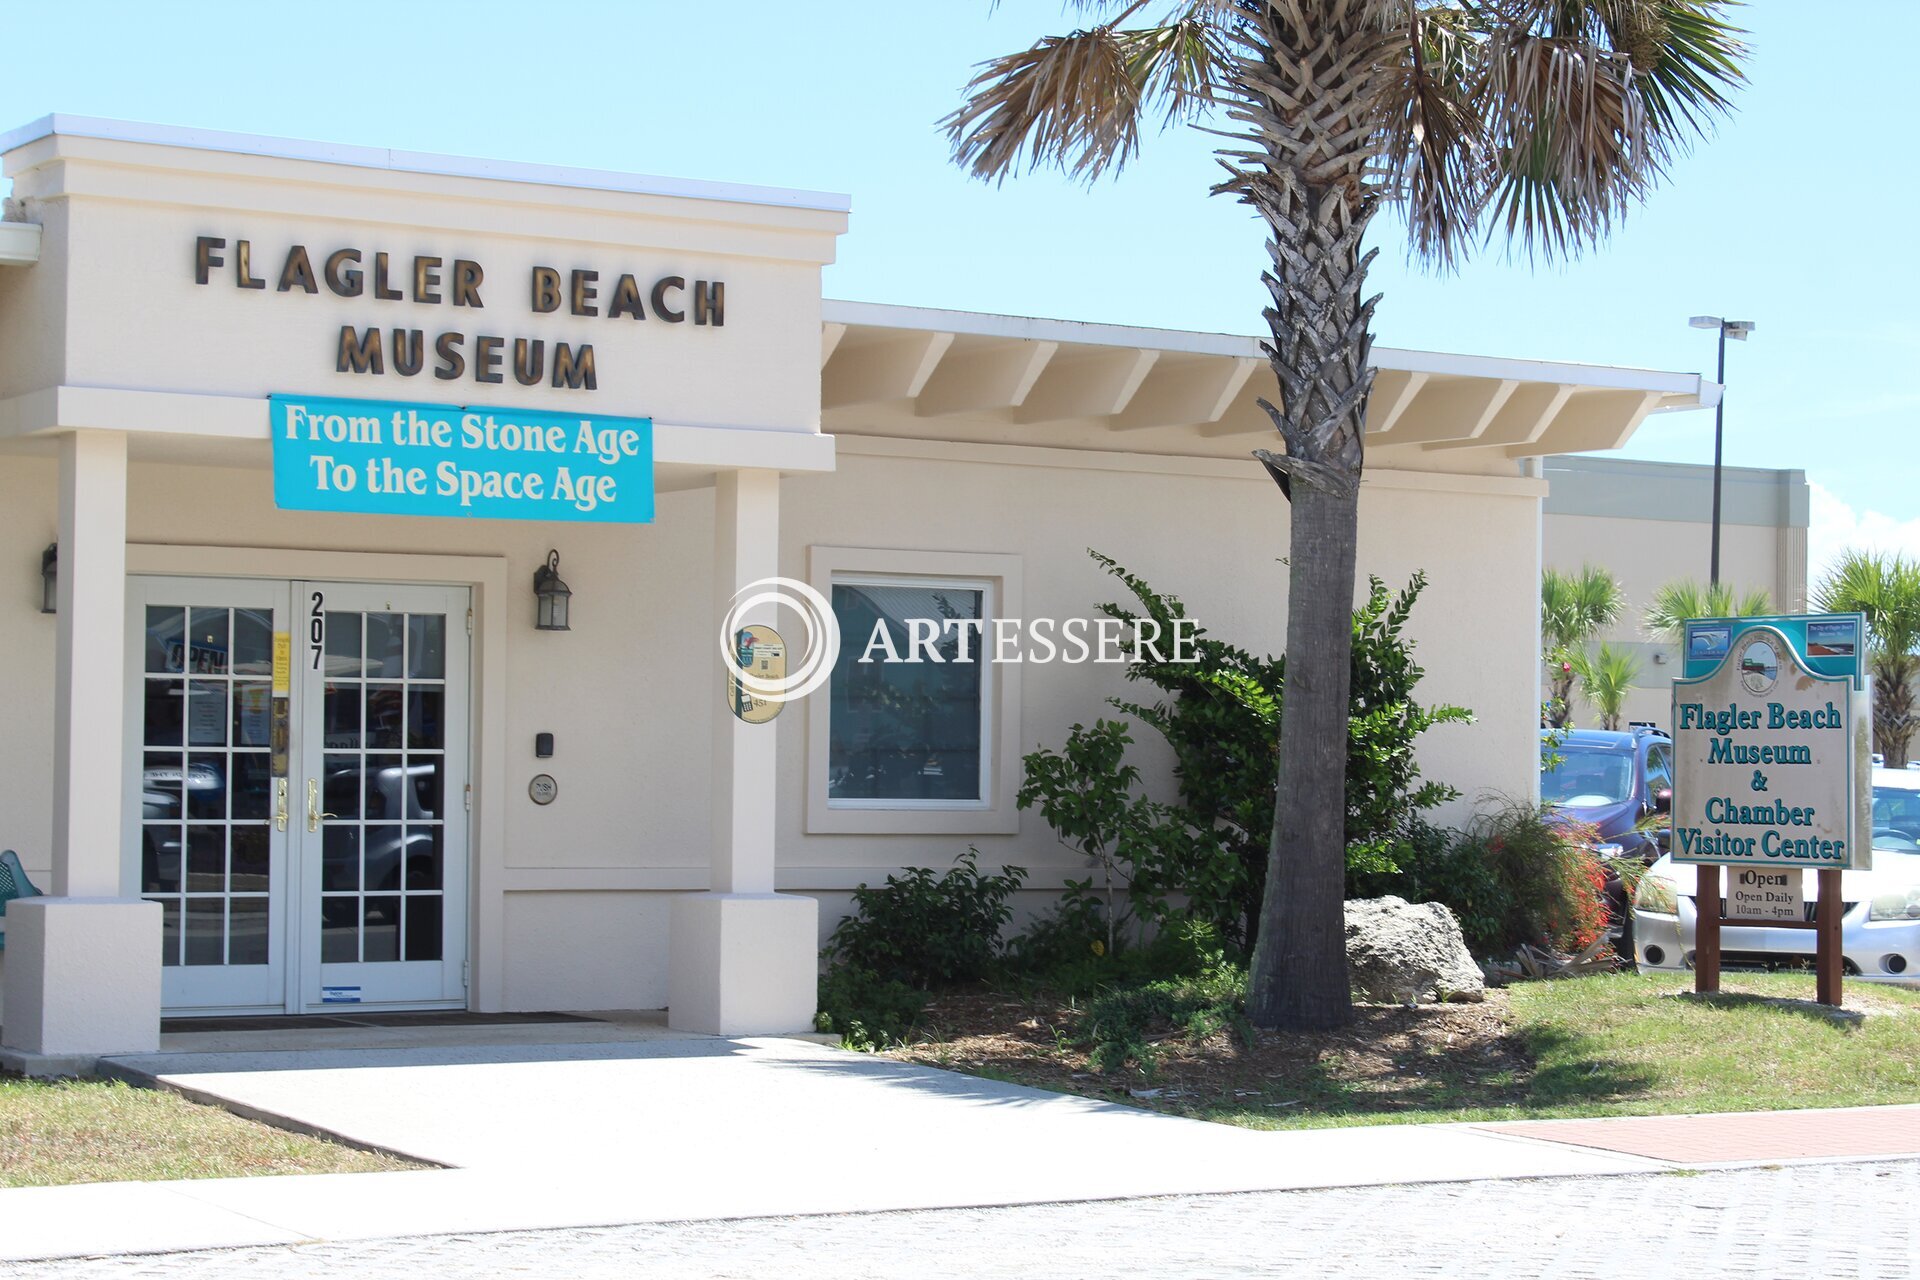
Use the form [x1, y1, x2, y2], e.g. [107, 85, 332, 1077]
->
[1, 898, 161, 1060]
[668, 892, 819, 1036]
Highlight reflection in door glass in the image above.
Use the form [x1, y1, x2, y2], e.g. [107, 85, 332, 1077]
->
[146, 607, 186, 673]
[365, 613, 405, 679]
[187, 608, 230, 674]
[232, 609, 273, 676]
[408, 615, 446, 679]
[325, 612, 362, 678]
[140, 603, 273, 969]
[316, 609, 449, 966]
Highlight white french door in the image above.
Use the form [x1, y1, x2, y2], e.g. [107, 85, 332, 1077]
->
[124, 577, 471, 1015]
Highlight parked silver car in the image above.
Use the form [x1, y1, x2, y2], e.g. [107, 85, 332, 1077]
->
[1631, 767, 1920, 984]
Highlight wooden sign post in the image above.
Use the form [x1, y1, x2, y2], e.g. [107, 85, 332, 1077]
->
[1670, 614, 1870, 1008]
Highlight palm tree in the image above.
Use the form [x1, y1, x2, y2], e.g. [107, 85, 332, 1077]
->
[1642, 578, 1771, 646]
[1815, 550, 1920, 767]
[946, 2, 1745, 1029]
[1540, 564, 1625, 727]
[1572, 641, 1641, 730]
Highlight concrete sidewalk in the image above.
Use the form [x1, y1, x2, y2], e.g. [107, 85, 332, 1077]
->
[4, 1035, 1917, 1264]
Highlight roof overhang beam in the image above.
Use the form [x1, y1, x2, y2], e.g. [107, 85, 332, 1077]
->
[1105, 356, 1260, 432]
[914, 340, 1060, 417]
[821, 330, 954, 410]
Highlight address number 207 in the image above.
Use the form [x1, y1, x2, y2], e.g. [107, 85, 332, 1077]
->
[309, 591, 325, 671]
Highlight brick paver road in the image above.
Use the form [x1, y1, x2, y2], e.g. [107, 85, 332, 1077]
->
[6, 1159, 1916, 1280]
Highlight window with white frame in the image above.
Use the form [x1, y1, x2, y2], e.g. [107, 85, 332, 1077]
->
[826, 573, 994, 809]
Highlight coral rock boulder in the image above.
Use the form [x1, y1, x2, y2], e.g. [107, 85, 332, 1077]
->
[1344, 896, 1486, 1005]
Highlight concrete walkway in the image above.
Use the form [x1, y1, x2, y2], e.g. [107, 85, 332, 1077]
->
[5, 1033, 1919, 1264]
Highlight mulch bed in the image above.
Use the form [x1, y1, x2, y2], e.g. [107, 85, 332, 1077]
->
[882, 987, 1530, 1120]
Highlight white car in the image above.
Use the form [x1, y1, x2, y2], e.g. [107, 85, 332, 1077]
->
[1632, 767, 1920, 984]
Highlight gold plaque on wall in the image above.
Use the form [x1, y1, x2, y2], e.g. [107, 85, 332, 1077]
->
[727, 624, 786, 724]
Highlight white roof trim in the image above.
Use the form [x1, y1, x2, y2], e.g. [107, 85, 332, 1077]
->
[0, 221, 40, 266]
[0, 115, 853, 215]
[822, 298, 1708, 397]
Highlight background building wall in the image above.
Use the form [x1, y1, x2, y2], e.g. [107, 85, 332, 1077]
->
[1542, 455, 1809, 731]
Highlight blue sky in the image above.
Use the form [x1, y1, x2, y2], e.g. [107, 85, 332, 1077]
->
[3, 2, 1910, 578]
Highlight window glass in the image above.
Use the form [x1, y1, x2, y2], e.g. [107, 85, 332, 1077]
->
[1873, 785, 1920, 840]
[828, 579, 986, 803]
[1645, 743, 1674, 795]
[1540, 745, 1633, 806]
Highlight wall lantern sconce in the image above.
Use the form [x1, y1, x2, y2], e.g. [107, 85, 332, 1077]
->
[533, 549, 572, 631]
[40, 543, 56, 615]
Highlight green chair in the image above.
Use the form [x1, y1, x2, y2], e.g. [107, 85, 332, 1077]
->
[0, 850, 45, 951]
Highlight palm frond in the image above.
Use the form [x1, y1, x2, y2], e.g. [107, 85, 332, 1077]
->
[1540, 563, 1625, 651]
[1441, 0, 1745, 262]
[1815, 550, 1920, 661]
[944, 3, 1234, 184]
[1641, 577, 1771, 644]
[1374, 4, 1487, 265]
[1572, 640, 1641, 729]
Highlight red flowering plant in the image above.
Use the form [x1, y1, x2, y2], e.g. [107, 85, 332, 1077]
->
[1467, 803, 1611, 956]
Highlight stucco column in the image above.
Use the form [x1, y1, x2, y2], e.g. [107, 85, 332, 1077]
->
[53, 430, 128, 896]
[710, 467, 780, 894]
[3, 430, 160, 1069]
[667, 467, 818, 1035]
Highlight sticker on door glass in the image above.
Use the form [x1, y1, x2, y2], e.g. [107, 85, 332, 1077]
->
[321, 985, 362, 1004]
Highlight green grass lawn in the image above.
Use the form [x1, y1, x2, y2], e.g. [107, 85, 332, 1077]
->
[892, 971, 1920, 1132]
[1225, 972, 1920, 1131]
[0, 1077, 423, 1187]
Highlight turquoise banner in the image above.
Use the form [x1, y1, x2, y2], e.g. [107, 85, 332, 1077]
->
[1680, 612, 1866, 690]
[270, 395, 653, 523]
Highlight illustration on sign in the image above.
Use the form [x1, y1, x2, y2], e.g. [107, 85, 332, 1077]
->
[1670, 617, 1872, 871]
[1805, 619, 1858, 659]
[1688, 627, 1730, 663]
[270, 395, 653, 523]
[728, 625, 786, 724]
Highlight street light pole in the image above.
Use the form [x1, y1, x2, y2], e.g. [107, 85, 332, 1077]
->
[1689, 316, 1755, 589]
[1709, 322, 1726, 587]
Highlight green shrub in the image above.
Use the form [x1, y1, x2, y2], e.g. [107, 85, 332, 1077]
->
[815, 964, 926, 1051]
[1349, 817, 1513, 956]
[1003, 890, 1110, 976]
[1079, 961, 1251, 1075]
[1015, 720, 1206, 954]
[824, 848, 1026, 990]
[1011, 913, 1231, 998]
[1058, 553, 1471, 950]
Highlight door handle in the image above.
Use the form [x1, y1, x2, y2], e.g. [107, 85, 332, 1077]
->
[306, 778, 338, 833]
[276, 778, 289, 832]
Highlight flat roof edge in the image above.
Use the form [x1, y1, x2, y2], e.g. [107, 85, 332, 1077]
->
[825, 299, 1707, 396]
[1548, 454, 1807, 484]
[0, 115, 853, 215]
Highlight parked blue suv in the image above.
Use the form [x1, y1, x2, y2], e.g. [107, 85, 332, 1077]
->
[1540, 725, 1674, 947]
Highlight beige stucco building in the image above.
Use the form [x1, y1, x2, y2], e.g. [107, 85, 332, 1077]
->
[0, 117, 1718, 1068]
[1542, 455, 1809, 729]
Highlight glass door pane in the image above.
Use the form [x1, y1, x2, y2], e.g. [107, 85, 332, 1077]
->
[127, 580, 289, 1014]
[295, 583, 469, 1011]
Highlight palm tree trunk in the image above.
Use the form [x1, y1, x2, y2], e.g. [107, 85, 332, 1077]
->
[1879, 655, 1919, 768]
[1548, 668, 1575, 728]
[1248, 480, 1358, 1030]
[1232, 5, 1384, 1031]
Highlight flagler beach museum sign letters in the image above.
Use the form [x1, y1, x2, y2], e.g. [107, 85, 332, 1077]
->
[1670, 615, 1872, 872]
[194, 236, 727, 391]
